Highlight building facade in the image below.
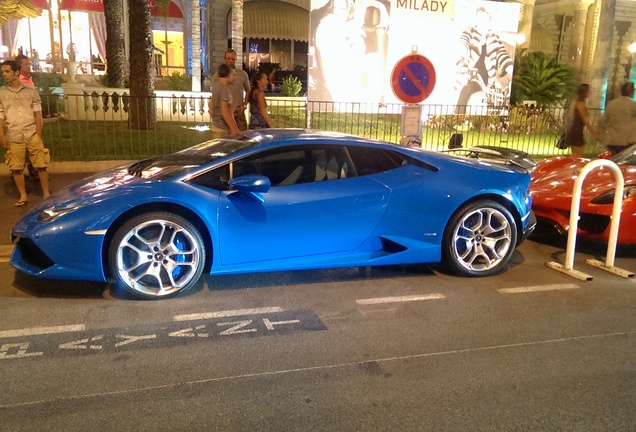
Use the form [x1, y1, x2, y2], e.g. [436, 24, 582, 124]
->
[1, 0, 634, 107]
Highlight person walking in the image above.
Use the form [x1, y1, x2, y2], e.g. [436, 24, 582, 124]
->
[212, 49, 250, 131]
[210, 64, 240, 138]
[248, 71, 274, 129]
[566, 83, 602, 158]
[15, 54, 35, 89]
[0, 60, 51, 206]
[601, 81, 636, 156]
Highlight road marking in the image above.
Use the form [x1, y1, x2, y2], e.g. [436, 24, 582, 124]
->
[173, 307, 284, 321]
[3, 330, 633, 409]
[498, 284, 581, 294]
[0, 324, 86, 339]
[356, 294, 445, 305]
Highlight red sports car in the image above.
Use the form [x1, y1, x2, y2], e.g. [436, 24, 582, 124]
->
[530, 145, 636, 245]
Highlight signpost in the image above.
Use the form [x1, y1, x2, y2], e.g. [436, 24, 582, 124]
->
[391, 49, 436, 147]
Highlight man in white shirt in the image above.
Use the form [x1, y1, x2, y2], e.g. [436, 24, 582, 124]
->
[602, 81, 636, 155]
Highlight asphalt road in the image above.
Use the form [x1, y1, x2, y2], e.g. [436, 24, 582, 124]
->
[2, 229, 636, 431]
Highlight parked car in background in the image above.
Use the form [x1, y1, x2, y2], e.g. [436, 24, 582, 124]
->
[11, 130, 535, 299]
[530, 144, 636, 245]
[441, 145, 538, 171]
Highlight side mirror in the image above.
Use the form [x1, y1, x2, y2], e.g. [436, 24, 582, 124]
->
[229, 174, 271, 202]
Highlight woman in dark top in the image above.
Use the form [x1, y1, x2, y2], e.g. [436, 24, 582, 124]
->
[248, 71, 274, 129]
[566, 83, 602, 157]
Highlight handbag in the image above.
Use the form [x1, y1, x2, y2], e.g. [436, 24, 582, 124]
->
[555, 133, 569, 149]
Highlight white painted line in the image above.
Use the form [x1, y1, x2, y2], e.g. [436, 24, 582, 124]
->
[356, 294, 445, 305]
[0, 324, 86, 339]
[498, 283, 580, 294]
[173, 307, 285, 322]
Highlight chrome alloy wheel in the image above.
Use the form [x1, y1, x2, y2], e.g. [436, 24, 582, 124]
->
[451, 207, 513, 272]
[113, 217, 202, 298]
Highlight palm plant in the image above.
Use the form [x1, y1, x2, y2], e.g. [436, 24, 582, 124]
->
[511, 50, 576, 107]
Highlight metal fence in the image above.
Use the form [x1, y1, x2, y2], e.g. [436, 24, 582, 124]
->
[38, 91, 607, 162]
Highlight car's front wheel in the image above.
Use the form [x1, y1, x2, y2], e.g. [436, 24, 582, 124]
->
[108, 212, 205, 299]
[443, 200, 517, 277]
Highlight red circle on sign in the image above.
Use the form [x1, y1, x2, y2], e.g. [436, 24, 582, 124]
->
[391, 54, 436, 104]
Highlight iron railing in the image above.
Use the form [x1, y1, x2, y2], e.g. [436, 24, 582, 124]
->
[36, 91, 607, 162]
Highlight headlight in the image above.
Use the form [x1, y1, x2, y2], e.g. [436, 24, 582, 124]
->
[38, 206, 81, 222]
[591, 186, 636, 204]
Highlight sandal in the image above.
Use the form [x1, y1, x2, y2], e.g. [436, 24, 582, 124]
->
[14, 200, 28, 207]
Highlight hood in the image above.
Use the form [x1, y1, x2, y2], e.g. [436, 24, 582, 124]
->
[531, 159, 636, 200]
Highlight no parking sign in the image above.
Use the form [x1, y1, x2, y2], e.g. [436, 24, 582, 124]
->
[390, 51, 436, 104]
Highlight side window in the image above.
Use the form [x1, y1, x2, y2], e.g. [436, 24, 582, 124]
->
[239, 145, 354, 186]
[241, 148, 311, 186]
[189, 164, 230, 191]
[346, 146, 406, 176]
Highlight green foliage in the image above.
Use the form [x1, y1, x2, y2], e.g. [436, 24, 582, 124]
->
[167, 72, 192, 91]
[424, 105, 563, 135]
[511, 50, 575, 107]
[505, 105, 563, 134]
[32, 72, 63, 93]
[281, 75, 302, 96]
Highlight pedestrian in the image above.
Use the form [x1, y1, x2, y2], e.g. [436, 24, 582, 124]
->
[601, 81, 636, 156]
[212, 49, 250, 131]
[210, 64, 240, 138]
[248, 71, 274, 129]
[0, 60, 51, 207]
[15, 54, 35, 89]
[15, 54, 39, 180]
[566, 83, 602, 158]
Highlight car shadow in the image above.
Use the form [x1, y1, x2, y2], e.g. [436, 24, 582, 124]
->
[9, 271, 112, 299]
[204, 264, 437, 292]
[530, 225, 636, 259]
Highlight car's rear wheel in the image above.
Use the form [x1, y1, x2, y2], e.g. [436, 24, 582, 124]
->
[108, 212, 205, 299]
[443, 200, 517, 277]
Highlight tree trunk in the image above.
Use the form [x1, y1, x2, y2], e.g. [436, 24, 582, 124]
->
[128, 0, 156, 130]
[588, 0, 616, 111]
[103, 0, 125, 88]
[231, 0, 244, 67]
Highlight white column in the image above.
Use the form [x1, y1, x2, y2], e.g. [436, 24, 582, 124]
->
[568, 0, 593, 74]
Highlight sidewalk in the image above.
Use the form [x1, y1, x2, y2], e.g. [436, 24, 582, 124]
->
[0, 161, 127, 258]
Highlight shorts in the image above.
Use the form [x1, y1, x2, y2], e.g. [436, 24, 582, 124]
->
[5, 134, 51, 171]
[233, 107, 248, 131]
[210, 124, 230, 139]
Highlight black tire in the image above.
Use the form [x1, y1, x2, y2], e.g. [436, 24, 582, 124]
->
[442, 200, 517, 277]
[108, 212, 205, 299]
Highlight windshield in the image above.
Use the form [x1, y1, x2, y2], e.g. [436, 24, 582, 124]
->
[127, 137, 258, 179]
[612, 144, 636, 166]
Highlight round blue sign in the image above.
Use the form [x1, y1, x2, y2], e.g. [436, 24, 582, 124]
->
[391, 54, 436, 104]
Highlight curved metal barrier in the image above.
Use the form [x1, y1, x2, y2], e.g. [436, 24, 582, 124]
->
[545, 159, 634, 281]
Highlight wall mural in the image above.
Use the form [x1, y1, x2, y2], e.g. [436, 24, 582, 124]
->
[309, 0, 520, 112]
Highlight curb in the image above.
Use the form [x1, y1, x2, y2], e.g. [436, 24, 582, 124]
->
[0, 160, 132, 176]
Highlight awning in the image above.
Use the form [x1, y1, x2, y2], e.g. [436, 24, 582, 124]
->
[0, 0, 42, 27]
[243, 1, 308, 42]
[56, 0, 183, 18]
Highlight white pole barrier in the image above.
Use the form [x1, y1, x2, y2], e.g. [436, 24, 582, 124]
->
[546, 159, 634, 280]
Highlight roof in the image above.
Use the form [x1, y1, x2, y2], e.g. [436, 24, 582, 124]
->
[243, 1, 308, 41]
[0, 0, 41, 27]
